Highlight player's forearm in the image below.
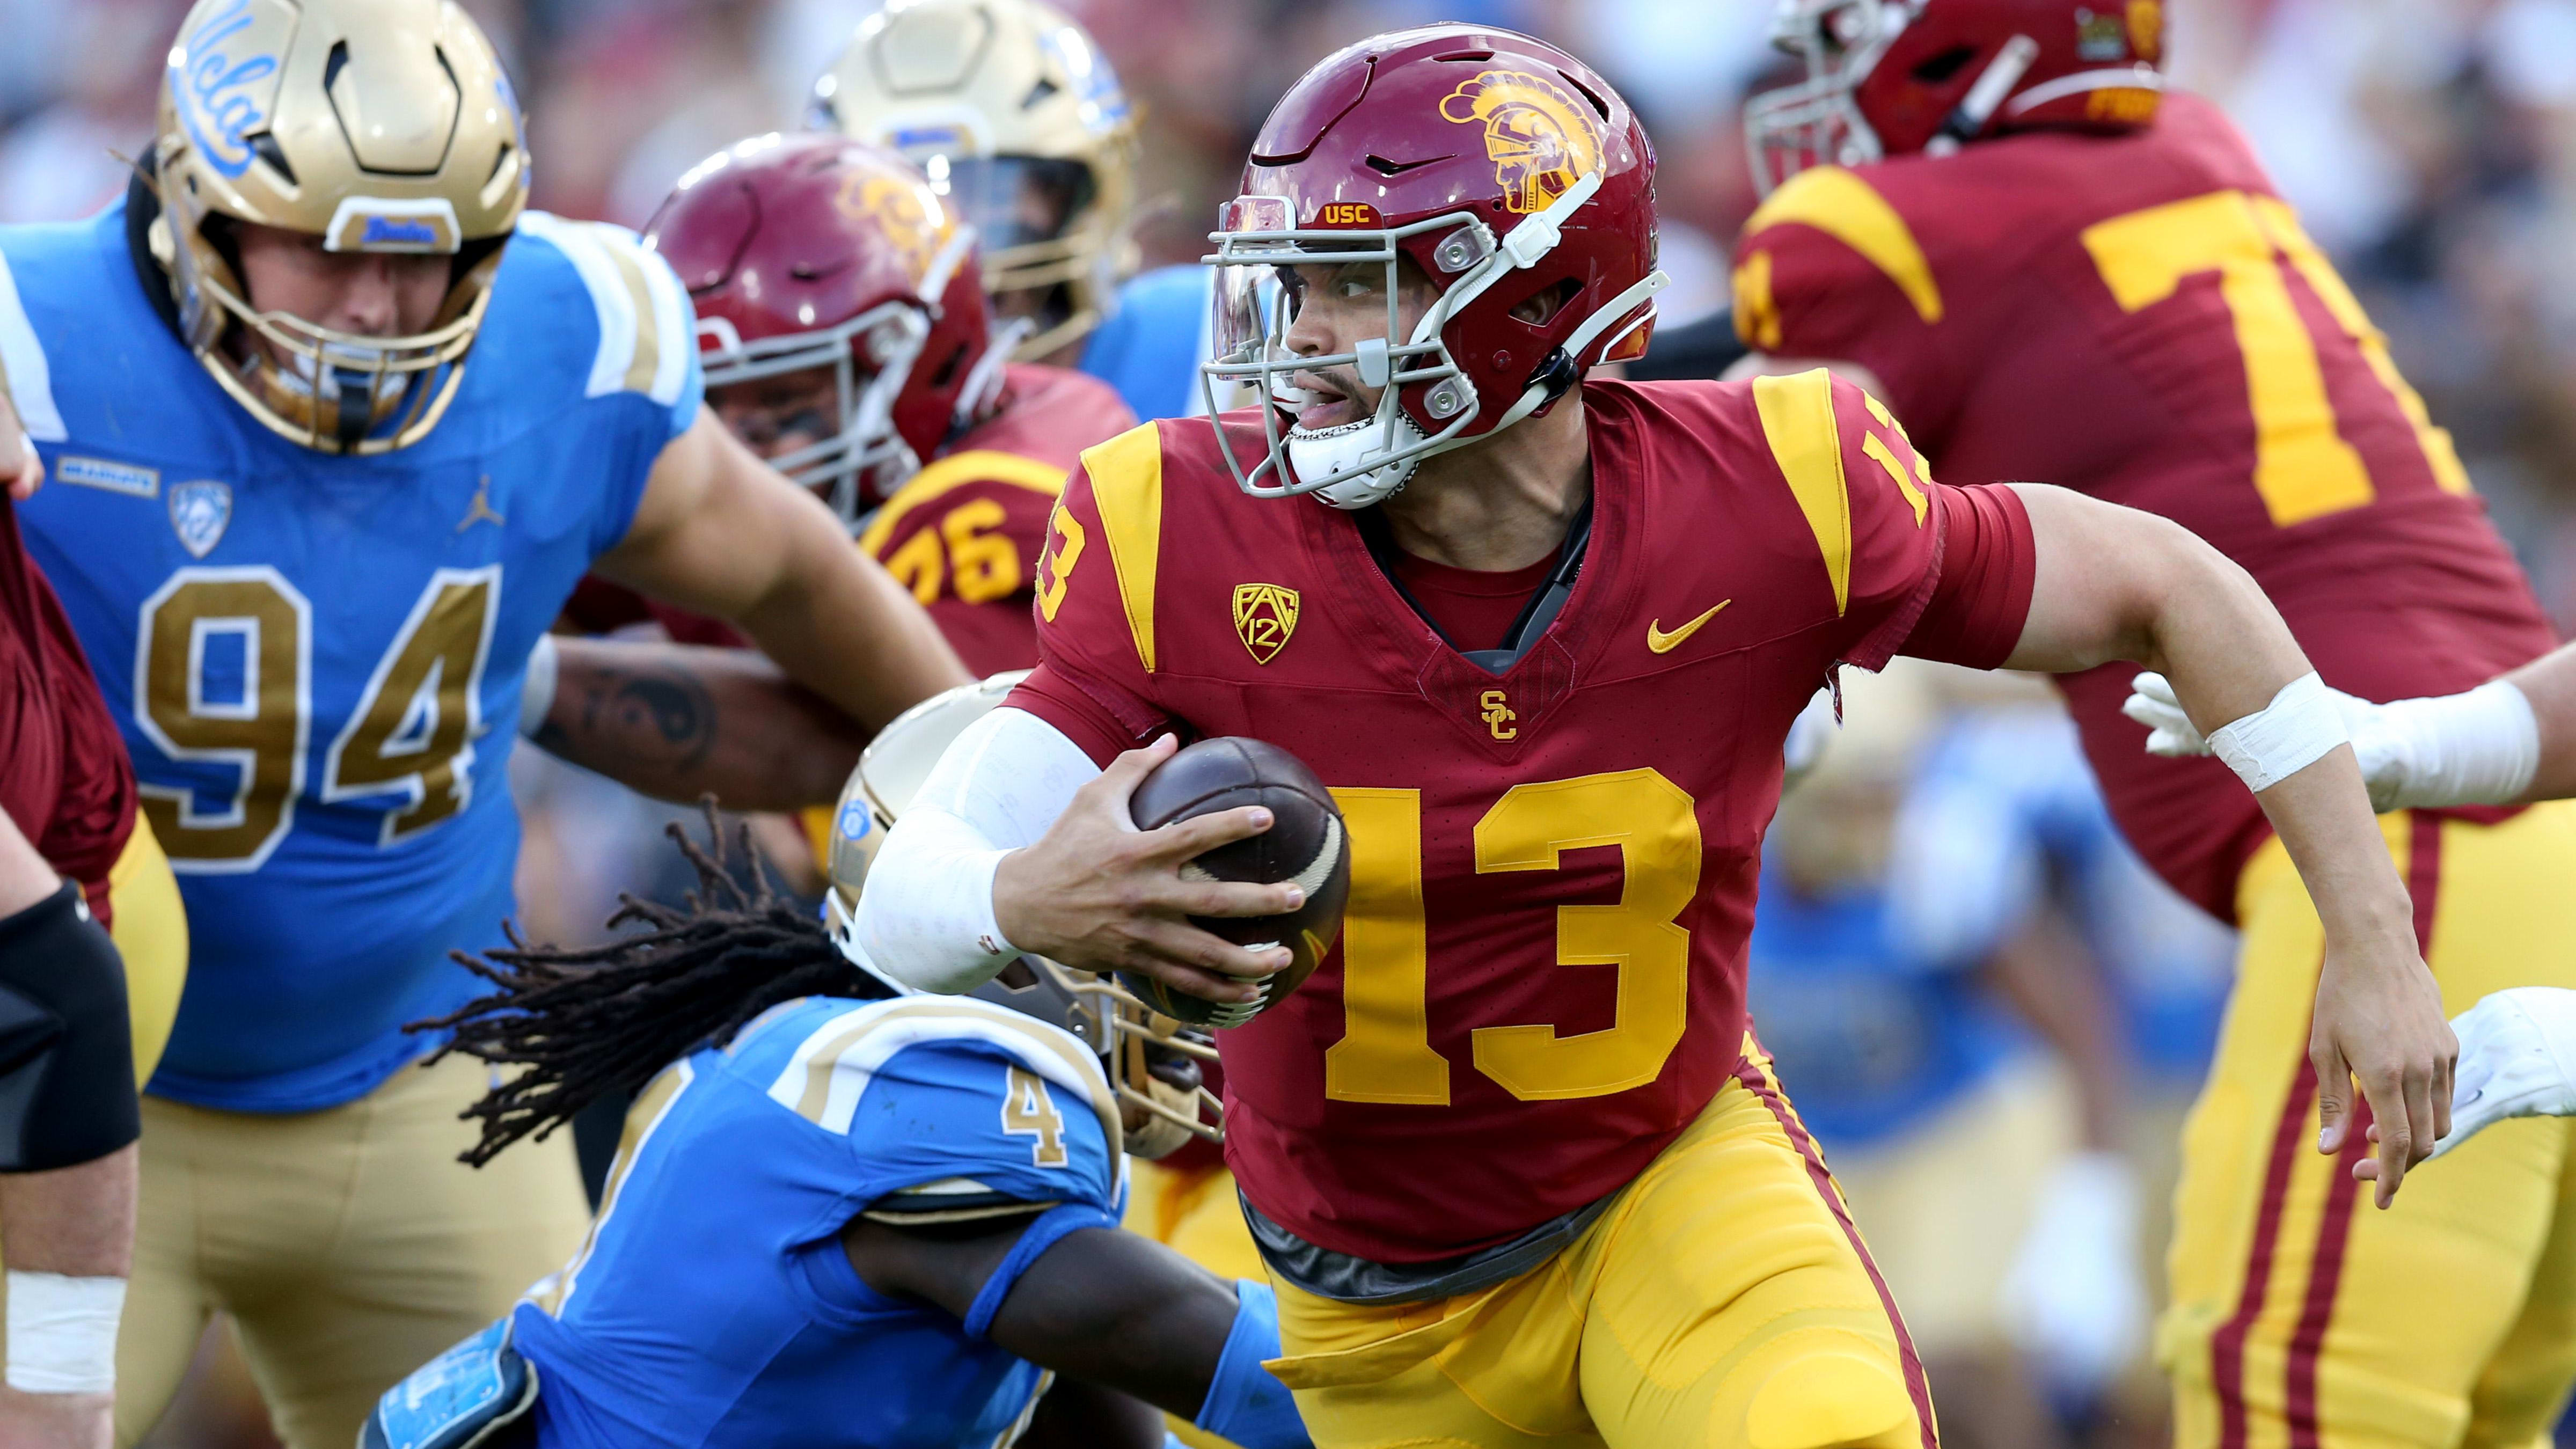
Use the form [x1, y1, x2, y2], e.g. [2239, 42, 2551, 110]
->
[1978, 921, 2125, 1151]
[986, 1228, 1239, 1421]
[0, 1147, 133, 1278]
[728, 526, 971, 729]
[531, 638, 867, 810]
[0, 807, 57, 917]
[2504, 643, 2576, 802]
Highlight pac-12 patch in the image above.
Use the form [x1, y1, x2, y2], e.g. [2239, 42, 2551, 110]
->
[168, 479, 233, 559]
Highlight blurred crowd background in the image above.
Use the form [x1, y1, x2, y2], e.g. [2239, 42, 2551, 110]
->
[11, 0, 2570, 1445]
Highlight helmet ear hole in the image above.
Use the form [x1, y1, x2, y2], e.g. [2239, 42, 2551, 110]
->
[1509, 277, 1582, 328]
[1911, 45, 1978, 84]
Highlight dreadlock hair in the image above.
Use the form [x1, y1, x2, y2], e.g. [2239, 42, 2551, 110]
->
[411, 801, 891, 1166]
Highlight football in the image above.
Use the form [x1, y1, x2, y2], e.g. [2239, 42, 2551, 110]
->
[1122, 737, 1351, 1028]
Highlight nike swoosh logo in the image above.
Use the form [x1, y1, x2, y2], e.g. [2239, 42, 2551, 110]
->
[1646, 600, 1731, 654]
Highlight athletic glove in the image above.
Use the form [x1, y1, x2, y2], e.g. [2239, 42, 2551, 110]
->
[2433, 989, 2576, 1159]
[2122, 672, 2537, 812]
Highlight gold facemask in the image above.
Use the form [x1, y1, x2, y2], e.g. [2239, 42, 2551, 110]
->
[811, 0, 1139, 361]
[151, 0, 528, 453]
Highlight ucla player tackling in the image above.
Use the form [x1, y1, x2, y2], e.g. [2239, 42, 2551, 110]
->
[0, 1, 968, 1443]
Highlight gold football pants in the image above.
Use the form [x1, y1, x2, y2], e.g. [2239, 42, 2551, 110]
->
[113, 1051, 590, 1449]
[1263, 1039, 1937, 1449]
[2163, 806, 2576, 1449]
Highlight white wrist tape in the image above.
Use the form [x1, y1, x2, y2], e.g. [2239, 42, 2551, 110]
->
[519, 633, 561, 741]
[5, 1271, 123, 1394]
[2207, 672, 2350, 793]
[2373, 679, 2540, 809]
[855, 809, 1019, 993]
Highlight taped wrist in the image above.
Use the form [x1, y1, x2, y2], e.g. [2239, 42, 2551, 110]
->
[0, 882, 139, 1170]
[1196, 1280, 1307, 1449]
[2207, 672, 2350, 793]
[2377, 679, 2540, 808]
[4, 1271, 122, 1394]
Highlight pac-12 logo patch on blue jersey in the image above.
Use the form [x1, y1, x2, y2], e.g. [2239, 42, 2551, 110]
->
[168, 480, 232, 558]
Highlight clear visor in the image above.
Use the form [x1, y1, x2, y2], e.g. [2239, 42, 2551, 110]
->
[931, 156, 1095, 266]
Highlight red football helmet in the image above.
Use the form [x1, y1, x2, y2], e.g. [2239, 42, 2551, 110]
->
[645, 133, 1009, 526]
[1201, 25, 1666, 508]
[1746, 0, 2168, 194]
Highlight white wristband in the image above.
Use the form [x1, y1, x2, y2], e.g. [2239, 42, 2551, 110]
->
[2372, 679, 2540, 809]
[519, 633, 561, 741]
[5, 1271, 123, 1394]
[2207, 672, 2350, 793]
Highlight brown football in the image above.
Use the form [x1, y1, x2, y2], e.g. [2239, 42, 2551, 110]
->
[1122, 737, 1350, 1028]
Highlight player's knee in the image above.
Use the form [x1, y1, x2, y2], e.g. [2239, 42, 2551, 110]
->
[0, 883, 141, 1170]
[1733, 1349, 1921, 1449]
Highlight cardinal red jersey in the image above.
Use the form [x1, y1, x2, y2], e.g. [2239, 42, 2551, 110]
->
[0, 498, 135, 925]
[1006, 375, 2039, 1263]
[1737, 91, 2556, 918]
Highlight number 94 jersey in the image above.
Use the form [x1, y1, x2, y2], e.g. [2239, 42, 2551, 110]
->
[5, 196, 703, 1112]
[1733, 92, 2557, 917]
[1006, 384, 2040, 1268]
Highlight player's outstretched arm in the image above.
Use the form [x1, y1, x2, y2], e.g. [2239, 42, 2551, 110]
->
[0, 808, 134, 1448]
[595, 408, 972, 733]
[840, 1214, 1309, 1449]
[2005, 483, 2453, 1206]
[525, 636, 867, 810]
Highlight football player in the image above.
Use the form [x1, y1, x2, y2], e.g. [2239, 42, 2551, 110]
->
[1732, 2, 2576, 1445]
[848, 24, 2454, 1449]
[361, 697, 1307, 1449]
[0, 437, 186, 1449]
[810, 0, 1229, 423]
[0, 3, 971, 1446]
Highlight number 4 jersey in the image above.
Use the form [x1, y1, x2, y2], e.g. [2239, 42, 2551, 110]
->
[1007, 380, 2039, 1267]
[1735, 91, 2557, 918]
[5, 194, 703, 1111]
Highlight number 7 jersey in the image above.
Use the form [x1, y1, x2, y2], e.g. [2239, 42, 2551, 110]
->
[5, 196, 702, 1111]
[1735, 92, 2557, 918]
[1007, 380, 2040, 1266]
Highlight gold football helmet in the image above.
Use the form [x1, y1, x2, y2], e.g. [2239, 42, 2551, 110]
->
[810, 0, 1139, 361]
[150, 0, 528, 453]
[820, 672, 1222, 1159]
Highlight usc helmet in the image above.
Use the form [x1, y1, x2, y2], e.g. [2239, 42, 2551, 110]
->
[1202, 26, 1667, 509]
[809, 0, 1139, 362]
[150, 0, 528, 453]
[1747, 0, 2167, 194]
[821, 672, 1222, 1160]
[645, 134, 1003, 528]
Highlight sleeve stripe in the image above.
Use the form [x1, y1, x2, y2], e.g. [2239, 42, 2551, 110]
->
[1753, 369, 1854, 616]
[1742, 167, 1944, 324]
[515, 211, 657, 401]
[0, 251, 67, 442]
[765, 998, 1126, 1183]
[856, 449, 1069, 558]
[1078, 422, 1166, 674]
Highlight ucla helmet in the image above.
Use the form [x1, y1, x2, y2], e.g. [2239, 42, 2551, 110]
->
[821, 672, 1223, 1160]
[810, 0, 1138, 362]
[151, 0, 529, 453]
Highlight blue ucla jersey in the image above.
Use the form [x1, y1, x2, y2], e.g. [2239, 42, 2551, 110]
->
[1745, 859, 2028, 1151]
[512, 994, 1126, 1449]
[1888, 710, 2236, 1086]
[1078, 265, 1213, 422]
[3, 197, 703, 1110]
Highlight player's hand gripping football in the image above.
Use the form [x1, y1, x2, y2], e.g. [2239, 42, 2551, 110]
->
[992, 735, 1301, 1007]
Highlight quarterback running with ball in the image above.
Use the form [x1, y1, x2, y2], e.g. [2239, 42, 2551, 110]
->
[853, 25, 2455, 1449]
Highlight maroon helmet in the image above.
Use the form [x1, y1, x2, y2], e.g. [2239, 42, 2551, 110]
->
[1746, 0, 2167, 195]
[1200, 25, 1666, 508]
[645, 133, 1008, 525]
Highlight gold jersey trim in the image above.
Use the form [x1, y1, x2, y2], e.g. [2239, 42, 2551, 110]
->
[1743, 167, 1945, 325]
[857, 448, 1070, 558]
[1077, 423, 1166, 674]
[1752, 369, 1854, 616]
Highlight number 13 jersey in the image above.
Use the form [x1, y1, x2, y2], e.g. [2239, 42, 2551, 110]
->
[1008, 378, 2038, 1267]
[5, 195, 703, 1112]
[1736, 92, 2557, 919]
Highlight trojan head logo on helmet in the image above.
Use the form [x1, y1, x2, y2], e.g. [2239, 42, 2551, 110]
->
[810, 0, 1139, 363]
[150, 0, 529, 453]
[1199, 26, 1669, 510]
[818, 674, 1221, 1160]
[645, 134, 1005, 529]
[1746, 0, 2167, 195]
